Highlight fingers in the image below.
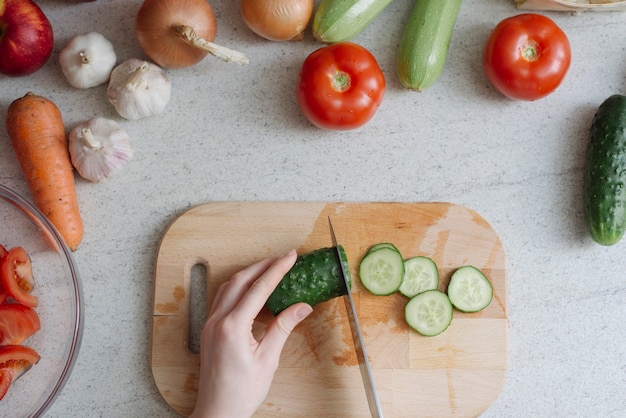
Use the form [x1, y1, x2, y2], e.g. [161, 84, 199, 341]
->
[260, 302, 313, 358]
[232, 249, 298, 321]
[209, 249, 297, 321]
[209, 255, 278, 318]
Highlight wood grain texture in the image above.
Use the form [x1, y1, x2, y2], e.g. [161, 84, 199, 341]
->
[152, 202, 508, 417]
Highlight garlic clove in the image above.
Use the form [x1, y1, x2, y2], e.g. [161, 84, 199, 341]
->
[69, 117, 133, 182]
[59, 32, 117, 89]
[106, 59, 172, 120]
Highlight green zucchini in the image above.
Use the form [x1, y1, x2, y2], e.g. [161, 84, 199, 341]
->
[397, 0, 463, 91]
[266, 246, 351, 315]
[312, 0, 393, 44]
[584, 94, 626, 245]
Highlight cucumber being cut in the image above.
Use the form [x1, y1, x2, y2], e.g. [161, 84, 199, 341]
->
[358, 246, 404, 295]
[399, 256, 439, 298]
[405, 289, 453, 336]
[266, 246, 351, 315]
[447, 266, 493, 313]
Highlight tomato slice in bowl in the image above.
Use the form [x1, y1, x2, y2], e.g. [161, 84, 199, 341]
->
[0, 304, 41, 346]
[1, 247, 38, 307]
[0, 345, 40, 381]
[0, 368, 13, 401]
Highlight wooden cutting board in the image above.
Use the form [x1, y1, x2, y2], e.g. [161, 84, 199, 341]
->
[152, 202, 508, 417]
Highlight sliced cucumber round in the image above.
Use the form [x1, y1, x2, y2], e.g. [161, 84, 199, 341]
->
[447, 266, 493, 313]
[366, 242, 400, 254]
[399, 256, 439, 298]
[359, 247, 404, 295]
[405, 289, 452, 336]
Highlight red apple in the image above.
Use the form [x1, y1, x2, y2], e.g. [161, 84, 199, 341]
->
[0, 0, 54, 76]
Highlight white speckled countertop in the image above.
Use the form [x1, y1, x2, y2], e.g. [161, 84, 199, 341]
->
[1, 0, 625, 417]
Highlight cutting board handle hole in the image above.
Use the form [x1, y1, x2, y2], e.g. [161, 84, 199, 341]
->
[189, 262, 208, 354]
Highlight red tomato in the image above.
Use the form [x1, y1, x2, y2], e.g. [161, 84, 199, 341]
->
[0, 368, 12, 400]
[296, 42, 386, 130]
[0, 245, 9, 305]
[1, 247, 38, 307]
[0, 345, 40, 381]
[0, 304, 41, 346]
[482, 13, 571, 101]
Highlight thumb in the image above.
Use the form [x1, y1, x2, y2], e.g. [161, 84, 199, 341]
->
[260, 303, 313, 357]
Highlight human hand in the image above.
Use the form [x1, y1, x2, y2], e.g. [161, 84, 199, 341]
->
[190, 249, 313, 418]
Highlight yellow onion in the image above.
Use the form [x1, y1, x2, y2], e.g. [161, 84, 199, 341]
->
[135, 0, 248, 68]
[241, 0, 314, 42]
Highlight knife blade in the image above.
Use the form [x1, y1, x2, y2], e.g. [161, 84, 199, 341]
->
[328, 217, 384, 418]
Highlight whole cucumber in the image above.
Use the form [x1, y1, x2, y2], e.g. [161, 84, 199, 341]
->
[312, 0, 393, 44]
[397, 0, 463, 91]
[266, 246, 351, 315]
[584, 94, 626, 245]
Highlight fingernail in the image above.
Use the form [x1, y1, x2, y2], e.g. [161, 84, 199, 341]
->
[285, 248, 296, 257]
[296, 304, 313, 321]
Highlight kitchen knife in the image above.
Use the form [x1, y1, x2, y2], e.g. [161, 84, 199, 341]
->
[328, 217, 384, 418]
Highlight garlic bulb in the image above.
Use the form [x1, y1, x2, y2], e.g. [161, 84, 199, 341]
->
[59, 32, 117, 89]
[69, 117, 133, 182]
[106, 59, 171, 120]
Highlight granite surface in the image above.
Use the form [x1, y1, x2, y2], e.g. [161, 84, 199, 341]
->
[0, 0, 625, 417]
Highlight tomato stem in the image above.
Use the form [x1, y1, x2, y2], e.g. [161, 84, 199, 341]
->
[331, 71, 351, 92]
[520, 39, 541, 62]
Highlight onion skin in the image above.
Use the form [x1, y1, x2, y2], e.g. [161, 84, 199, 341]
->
[135, 0, 217, 68]
[241, 0, 314, 42]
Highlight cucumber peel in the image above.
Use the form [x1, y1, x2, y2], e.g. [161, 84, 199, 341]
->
[583, 94, 626, 245]
[266, 246, 351, 315]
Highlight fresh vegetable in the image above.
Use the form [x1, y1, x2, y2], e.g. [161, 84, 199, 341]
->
[59, 32, 117, 89]
[1, 247, 37, 308]
[266, 246, 351, 315]
[482, 13, 571, 101]
[0, 345, 40, 382]
[398, 256, 439, 298]
[366, 242, 399, 254]
[0, 0, 53, 76]
[0, 245, 41, 401]
[359, 242, 493, 336]
[447, 266, 492, 313]
[397, 0, 463, 91]
[312, 0, 393, 44]
[405, 289, 453, 337]
[5, 93, 84, 252]
[0, 304, 40, 346]
[68, 117, 133, 182]
[359, 245, 404, 295]
[241, 0, 313, 42]
[106, 59, 172, 120]
[295, 42, 385, 130]
[0, 368, 11, 400]
[583, 94, 626, 245]
[135, 0, 248, 68]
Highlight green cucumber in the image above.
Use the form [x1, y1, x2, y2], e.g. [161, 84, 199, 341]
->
[447, 266, 492, 313]
[397, 0, 463, 91]
[405, 289, 452, 336]
[312, 0, 393, 44]
[583, 94, 626, 246]
[359, 246, 404, 295]
[266, 246, 351, 315]
[399, 256, 439, 298]
[366, 242, 400, 254]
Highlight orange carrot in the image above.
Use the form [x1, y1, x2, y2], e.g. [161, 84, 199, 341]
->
[5, 93, 83, 251]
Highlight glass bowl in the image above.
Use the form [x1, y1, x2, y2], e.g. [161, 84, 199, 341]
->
[0, 184, 83, 417]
